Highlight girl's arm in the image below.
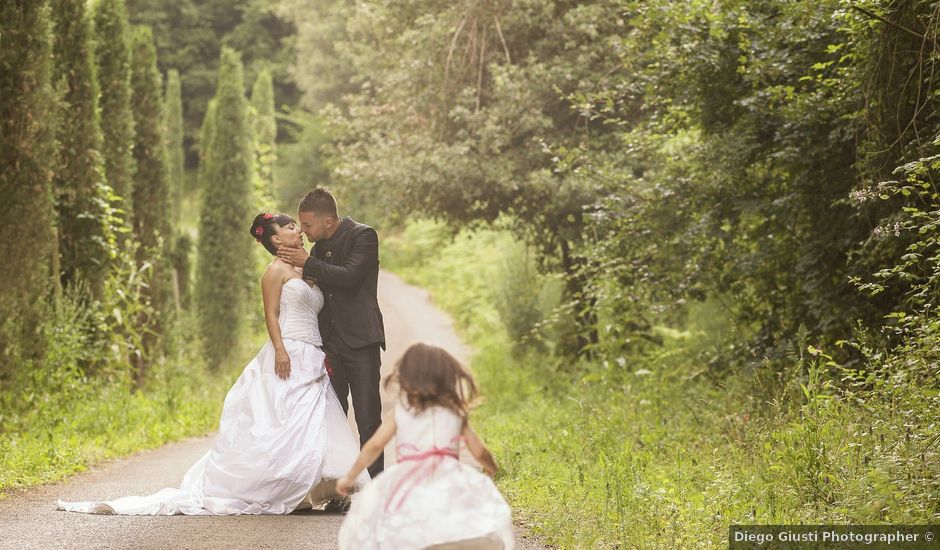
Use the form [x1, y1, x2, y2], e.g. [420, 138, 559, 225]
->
[336, 412, 397, 496]
[462, 420, 498, 477]
[261, 265, 290, 379]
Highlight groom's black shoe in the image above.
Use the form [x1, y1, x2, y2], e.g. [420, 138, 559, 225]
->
[322, 496, 351, 513]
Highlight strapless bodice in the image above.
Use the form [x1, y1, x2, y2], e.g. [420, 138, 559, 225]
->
[394, 400, 464, 454]
[278, 278, 323, 346]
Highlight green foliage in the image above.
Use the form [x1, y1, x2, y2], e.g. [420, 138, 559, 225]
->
[126, 0, 299, 163]
[291, 0, 615, 236]
[197, 97, 217, 189]
[250, 69, 277, 156]
[0, 0, 57, 370]
[277, 0, 355, 111]
[93, 0, 135, 231]
[850, 138, 940, 309]
[383, 220, 561, 351]
[164, 69, 185, 227]
[196, 47, 254, 370]
[289, 0, 940, 367]
[50, 0, 115, 294]
[96, 243, 160, 372]
[287, 1, 640, 351]
[382, 221, 508, 344]
[493, 237, 552, 354]
[170, 232, 193, 310]
[250, 68, 277, 209]
[129, 25, 174, 380]
[843, 137, 940, 389]
[570, 0, 879, 364]
[130, 26, 171, 252]
[273, 108, 333, 213]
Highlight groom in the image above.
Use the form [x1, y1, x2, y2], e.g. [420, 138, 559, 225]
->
[277, 188, 386, 478]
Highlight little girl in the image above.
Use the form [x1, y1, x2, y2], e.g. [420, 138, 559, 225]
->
[335, 343, 515, 549]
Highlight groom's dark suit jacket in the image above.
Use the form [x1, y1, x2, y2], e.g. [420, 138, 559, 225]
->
[302, 217, 386, 350]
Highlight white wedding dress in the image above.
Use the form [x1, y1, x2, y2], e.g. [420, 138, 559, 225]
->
[57, 277, 370, 515]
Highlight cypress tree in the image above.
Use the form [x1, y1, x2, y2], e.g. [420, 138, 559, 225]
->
[196, 48, 253, 370]
[0, 0, 57, 365]
[164, 69, 189, 313]
[250, 68, 276, 203]
[93, 0, 135, 232]
[171, 233, 193, 310]
[164, 69, 184, 228]
[129, 26, 171, 264]
[50, 0, 113, 293]
[129, 25, 173, 381]
[196, 97, 217, 190]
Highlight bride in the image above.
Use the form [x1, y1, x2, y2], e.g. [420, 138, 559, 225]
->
[56, 212, 370, 515]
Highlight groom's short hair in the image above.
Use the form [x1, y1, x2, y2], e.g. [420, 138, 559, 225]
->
[298, 188, 338, 217]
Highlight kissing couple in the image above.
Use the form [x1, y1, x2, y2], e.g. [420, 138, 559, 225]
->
[57, 187, 386, 514]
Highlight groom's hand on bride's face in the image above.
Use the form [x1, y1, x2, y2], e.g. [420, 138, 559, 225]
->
[276, 246, 309, 268]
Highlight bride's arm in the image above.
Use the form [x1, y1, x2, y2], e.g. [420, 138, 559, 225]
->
[261, 266, 291, 379]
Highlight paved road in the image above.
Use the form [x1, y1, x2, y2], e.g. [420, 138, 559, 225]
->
[0, 271, 544, 549]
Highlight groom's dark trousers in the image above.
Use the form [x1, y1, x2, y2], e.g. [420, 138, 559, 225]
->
[303, 217, 386, 478]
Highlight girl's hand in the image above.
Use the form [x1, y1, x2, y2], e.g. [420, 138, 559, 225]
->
[275, 348, 291, 379]
[335, 476, 355, 497]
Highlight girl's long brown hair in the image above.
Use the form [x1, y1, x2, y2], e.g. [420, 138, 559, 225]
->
[384, 342, 479, 418]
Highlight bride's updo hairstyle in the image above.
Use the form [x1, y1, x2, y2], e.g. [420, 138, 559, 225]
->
[384, 343, 479, 419]
[249, 212, 296, 256]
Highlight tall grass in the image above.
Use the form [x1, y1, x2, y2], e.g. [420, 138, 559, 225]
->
[382, 220, 940, 548]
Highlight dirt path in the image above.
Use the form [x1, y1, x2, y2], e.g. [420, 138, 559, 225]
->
[0, 271, 544, 549]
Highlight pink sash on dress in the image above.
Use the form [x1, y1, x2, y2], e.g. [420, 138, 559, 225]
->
[385, 434, 463, 512]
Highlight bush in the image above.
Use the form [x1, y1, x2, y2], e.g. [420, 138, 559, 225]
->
[494, 240, 547, 354]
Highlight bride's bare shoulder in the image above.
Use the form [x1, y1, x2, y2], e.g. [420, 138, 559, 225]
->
[262, 259, 291, 283]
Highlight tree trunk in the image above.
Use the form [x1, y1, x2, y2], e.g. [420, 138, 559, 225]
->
[557, 238, 599, 358]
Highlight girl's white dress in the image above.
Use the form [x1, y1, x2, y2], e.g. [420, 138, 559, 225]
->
[56, 278, 370, 515]
[339, 401, 514, 549]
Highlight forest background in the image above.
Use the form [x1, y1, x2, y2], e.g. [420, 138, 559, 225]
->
[1, 0, 938, 546]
